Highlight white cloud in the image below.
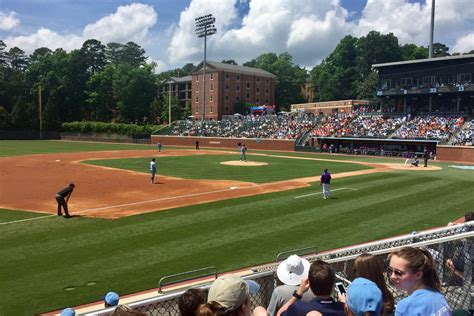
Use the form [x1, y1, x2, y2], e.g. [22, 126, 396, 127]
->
[355, 0, 474, 51]
[0, 10, 20, 30]
[453, 33, 474, 53]
[4, 3, 157, 55]
[83, 3, 157, 43]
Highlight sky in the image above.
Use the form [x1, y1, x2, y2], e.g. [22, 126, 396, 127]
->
[1, 0, 473, 72]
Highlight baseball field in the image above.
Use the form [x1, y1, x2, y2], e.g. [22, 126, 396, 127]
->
[0, 140, 473, 315]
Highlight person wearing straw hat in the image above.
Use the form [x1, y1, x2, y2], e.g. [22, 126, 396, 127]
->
[267, 255, 314, 316]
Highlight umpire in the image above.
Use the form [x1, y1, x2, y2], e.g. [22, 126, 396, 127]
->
[56, 183, 75, 218]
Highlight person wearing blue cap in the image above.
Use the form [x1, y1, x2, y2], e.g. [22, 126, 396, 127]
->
[60, 307, 75, 316]
[345, 278, 383, 316]
[104, 291, 120, 307]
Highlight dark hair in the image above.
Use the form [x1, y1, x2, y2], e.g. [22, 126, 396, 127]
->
[196, 300, 245, 316]
[389, 247, 441, 291]
[354, 253, 394, 314]
[308, 260, 335, 296]
[69, 183, 75, 187]
[178, 288, 207, 316]
[152, 158, 155, 161]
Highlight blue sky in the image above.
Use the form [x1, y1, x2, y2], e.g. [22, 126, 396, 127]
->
[1, 0, 473, 71]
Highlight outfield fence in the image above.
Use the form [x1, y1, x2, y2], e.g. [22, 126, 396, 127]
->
[85, 222, 473, 315]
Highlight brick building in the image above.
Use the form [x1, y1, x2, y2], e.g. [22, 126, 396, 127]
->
[160, 76, 192, 111]
[191, 61, 276, 120]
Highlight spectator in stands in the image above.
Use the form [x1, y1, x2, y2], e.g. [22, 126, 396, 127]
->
[197, 274, 266, 316]
[267, 255, 314, 315]
[109, 304, 147, 315]
[60, 308, 75, 316]
[179, 288, 207, 316]
[104, 291, 120, 308]
[277, 260, 344, 316]
[349, 253, 394, 314]
[344, 277, 383, 316]
[388, 247, 451, 315]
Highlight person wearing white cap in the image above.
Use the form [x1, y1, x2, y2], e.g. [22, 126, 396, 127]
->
[196, 274, 266, 316]
[267, 255, 314, 316]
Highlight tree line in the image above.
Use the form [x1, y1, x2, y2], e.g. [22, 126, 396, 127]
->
[1, 31, 472, 131]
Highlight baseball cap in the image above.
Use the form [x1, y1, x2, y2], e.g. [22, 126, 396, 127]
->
[207, 275, 260, 312]
[276, 255, 310, 286]
[346, 278, 383, 316]
[60, 308, 75, 316]
[104, 291, 120, 306]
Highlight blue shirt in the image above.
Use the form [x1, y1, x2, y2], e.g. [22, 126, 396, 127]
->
[395, 289, 450, 316]
[283, 297, 344, 316]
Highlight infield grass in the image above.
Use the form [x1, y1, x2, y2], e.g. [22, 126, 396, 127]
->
[1, 140, 473, 315]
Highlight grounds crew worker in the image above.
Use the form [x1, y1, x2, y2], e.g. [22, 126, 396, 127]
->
[56, 183, 75, 218]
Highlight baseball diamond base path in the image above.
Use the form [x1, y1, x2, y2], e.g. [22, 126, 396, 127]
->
[0, 149, 441, 219]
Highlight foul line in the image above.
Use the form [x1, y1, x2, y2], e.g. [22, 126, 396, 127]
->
[294, 187, 358, 199]
[0, 214, 56, 226]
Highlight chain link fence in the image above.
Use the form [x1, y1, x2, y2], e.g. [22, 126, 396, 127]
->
[85, 223, 473, 315]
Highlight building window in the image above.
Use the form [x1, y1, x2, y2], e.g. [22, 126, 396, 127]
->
[210, 95, 214, 102]
[210, 106, 213, 113]
[237, 96, 240, 101]
[226, 74, 230, 80]
[266, 99, 269, 103]
[256, 98, 259, 103]
[237, 85, 240, 91]
[422, 76, 435, 86]
[195, 96, 199, 103]
[246, 82, 250, 89]
[225, 95, 229, 101]
[237, 75, 240, 81]
[265, 89, 269, 94]
[196, 76, 199, 82]
[401, 77, 412, 87]
[257, 78, 260, 82]
[246, 93, 250, 99]
[210, 73, 214, 80]
[210, 84, 214, 91]
[225, 107, 229, 111]
[225, 85, 229, 91]
[196, 84, 199, 92]
[256, 87, 260, 94]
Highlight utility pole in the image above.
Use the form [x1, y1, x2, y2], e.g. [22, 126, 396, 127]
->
[168, 80, 172, 125]
[38, 84, 43, 139]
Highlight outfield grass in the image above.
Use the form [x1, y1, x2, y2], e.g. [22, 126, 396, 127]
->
[0, 140, 473, 315]
[85, 154, 369, 183]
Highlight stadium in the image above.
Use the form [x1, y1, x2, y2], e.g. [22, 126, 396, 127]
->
[1, 2, 474, 316]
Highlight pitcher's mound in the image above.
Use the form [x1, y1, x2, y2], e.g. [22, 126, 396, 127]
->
[221, 161, 268, 166]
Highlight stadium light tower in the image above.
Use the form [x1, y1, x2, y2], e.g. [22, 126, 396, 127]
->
[195, 14, 216, 121]
[429, 0, 435, 58]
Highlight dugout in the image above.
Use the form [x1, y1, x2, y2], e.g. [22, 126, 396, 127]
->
[306, 137, 438, 157]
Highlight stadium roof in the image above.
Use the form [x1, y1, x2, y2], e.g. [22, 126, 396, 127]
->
[161, 75, 192, 85]
[372, 54, 474, 68]
[193, 61, 276, 78]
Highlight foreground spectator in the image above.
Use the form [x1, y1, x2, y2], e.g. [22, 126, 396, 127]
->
[267, 255, 313, 315]
[60, 308, 75, 316]
[104, 291, 120, 308]
[277, 260, 344, 316]
[109, 304, 147, 315]
[197, 274, 266, 316]
[388, 247, 451, 315]
[345, 277, 383, 316]
[351, 253, 394, 314]
[179, 288, 207, 316]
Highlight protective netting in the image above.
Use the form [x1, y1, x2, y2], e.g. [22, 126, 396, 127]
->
[86, 223, 473, 315]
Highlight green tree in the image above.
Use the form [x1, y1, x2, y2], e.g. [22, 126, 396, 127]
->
[121, 42, 147, 67]
[43, 91, 62, 130]
[160, 95, 180, 123]
[0, 40, 7, 66]
[0, 106, 11, 129]
[85, 65, 116, 121]
[400, 44, 428, 60]
[356, 71, 379, 100]
[30, 47, 53, 63]
[105, 42, 125, 65]
[11, 97, 38, 129]
[80, 39, 107, 74]
[113, 64, 157, 123]
[244, 52, 306, 110]
[8, 47, 29, 70]
[432, 42, 450, 57]
[221, 59, 238, 65]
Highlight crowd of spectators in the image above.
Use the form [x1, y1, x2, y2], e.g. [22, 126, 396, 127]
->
[391, 115, 464, 142]
[169, 113, 320, 140]
[451, 120, 473, 146]
[166, 111, 471, 146]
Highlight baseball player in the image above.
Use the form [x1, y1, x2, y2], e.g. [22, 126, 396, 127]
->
[150, 158, 156, 184]
[56, 183, 75, 218]
[320, 169, 331, 199]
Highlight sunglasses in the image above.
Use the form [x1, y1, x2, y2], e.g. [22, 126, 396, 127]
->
[387, 266, 406, 277]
